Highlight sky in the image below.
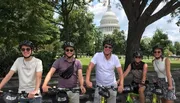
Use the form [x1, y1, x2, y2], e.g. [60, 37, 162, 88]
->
[87, 0, 180, 43]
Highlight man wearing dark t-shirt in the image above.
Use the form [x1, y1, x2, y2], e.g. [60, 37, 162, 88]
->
[42, 42, 86, 103]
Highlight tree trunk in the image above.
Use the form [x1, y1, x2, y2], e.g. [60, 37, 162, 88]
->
[124, 22, 146, 71]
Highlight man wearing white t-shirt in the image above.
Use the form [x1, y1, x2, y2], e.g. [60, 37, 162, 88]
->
[0, 40, 43, 103]
[86, 37, 124, 103]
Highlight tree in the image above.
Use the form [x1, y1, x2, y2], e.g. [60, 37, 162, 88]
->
[151, 29, 171, 48]
[112, 29, 126, 55]
[0, 0, 59, 77]
[47, 0, 90, 41]
[119, 0, 180, 69]
[174, 42, 180, 55]
[140, 37, 152, 59]
[151, 29, 172, 56]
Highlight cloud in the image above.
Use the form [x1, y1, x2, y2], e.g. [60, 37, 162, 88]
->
[88, 1, 180, 43]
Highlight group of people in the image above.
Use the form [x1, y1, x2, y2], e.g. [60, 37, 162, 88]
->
[0, 38, 177, 103]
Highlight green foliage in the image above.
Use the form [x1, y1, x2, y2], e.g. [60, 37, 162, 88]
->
[0, 0, 59, 77]
[140, 37, 152, 58]
[151, 29, 171, 50]
[103, 29, 126, 55]
[0, 45, 20, 77]
[34, 51, 56, 75]
[174, 42, 180, 55]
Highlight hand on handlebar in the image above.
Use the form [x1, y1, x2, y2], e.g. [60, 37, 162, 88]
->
[86, 81, 93, 88]
[28, 90, 39, 98]
[168, 86, 174, 90]
[42, 85, 51, 93]
[118, 85, 124, 93]
[80, 85, 86, 94]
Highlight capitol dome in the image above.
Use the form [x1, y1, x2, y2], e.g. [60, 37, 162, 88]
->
[99, 5, 120, 35]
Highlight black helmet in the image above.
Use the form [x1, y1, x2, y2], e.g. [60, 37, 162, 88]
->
[152, 45, 163, 53]
[62, 42, 74, 50]
[19, 40, 34, 49]
[103, 38, 114, 47]
[133, 51, 143, 58]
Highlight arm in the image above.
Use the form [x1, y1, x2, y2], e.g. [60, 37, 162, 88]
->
[141, 64, 148, 84]
[78, 69, 86, 93]
[85, 62, 95, 88]
[42, 67, 56, 92]
[35, 72, 42, 92]
[0, 70, 15, 89]
[117, 66, 124, 93]
[123, 64, 131, 78]
[28, 71, 42, 98]
[165, 58, 173, 89]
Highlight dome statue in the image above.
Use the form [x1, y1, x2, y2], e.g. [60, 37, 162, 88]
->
[99, 2, 120, 35]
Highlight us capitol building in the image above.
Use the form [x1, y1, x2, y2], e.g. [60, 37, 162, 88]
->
[99, 2, 120, 35]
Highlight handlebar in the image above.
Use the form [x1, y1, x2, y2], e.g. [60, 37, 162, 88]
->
[48, 86, 81, 94]
[0, 90, 39, 103]
[145, 81, 163, 96]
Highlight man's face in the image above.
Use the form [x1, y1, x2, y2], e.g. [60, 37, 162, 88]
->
[21, 45, 32, 58]
[103, 44, 112, 55]
[65, 47, 74, 57]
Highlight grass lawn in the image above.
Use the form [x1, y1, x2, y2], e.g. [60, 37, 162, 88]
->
[78, 57, 180, 73]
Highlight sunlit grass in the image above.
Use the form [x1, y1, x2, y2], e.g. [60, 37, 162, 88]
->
[78, 57, 180, 73]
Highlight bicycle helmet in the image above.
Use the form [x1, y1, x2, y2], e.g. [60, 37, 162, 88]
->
[152, 45, 163, 53]
[133, 51, 143, 58]
[103, 38, 114, 47]
[62, 42, 74, 50]
[19, 40, 34, 50]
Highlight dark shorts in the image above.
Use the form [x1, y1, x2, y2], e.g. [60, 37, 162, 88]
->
[157, 78, 176, 100]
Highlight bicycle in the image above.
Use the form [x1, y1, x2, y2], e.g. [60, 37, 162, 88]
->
[124, 81, 163, 103]
[94, 85, 118, 103]
[43, 86, 81, 103]
[145, 81, 162, 103]
[0, 90, 39, 103]
[123, 82, 140, 103]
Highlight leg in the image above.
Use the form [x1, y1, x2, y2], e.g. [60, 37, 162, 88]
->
[107, 89, 117, 103]
[138, 86, 145, 103]
[94, 88, 101, 103]
[67, 91, 79, 103]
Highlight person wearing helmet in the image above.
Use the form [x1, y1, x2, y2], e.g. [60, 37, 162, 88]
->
[152, 45, 176, 102]
[42, 41, 86, 103]
[0, 40, 43, 103]
[86, 37, 124, 103]
[123, 51, 148, 103]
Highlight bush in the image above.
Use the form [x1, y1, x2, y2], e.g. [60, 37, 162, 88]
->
[34, 50, 57, 75]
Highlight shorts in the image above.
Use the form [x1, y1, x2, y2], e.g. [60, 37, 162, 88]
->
[157, 78, 176, 100]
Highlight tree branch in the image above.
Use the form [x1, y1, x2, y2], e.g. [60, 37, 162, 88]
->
[139, 0, 148, 16]
[120, 0, 133, 21]
[147, 1, 180, 25]
[134, 0, 141, 19]
[140, 0, 161, 21]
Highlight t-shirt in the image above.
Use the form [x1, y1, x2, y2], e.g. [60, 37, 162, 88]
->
[52, 57, 82, 88]
[91, 52, 121, 86]
[10, 57, 43, 93]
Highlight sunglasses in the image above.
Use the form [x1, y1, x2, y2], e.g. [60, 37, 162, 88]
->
[135, 56, 141, 58]
[154, 51, 161, 54]
[104, 46, 112, 49]
[21, 48, 31, 52]
[65, 49, 74, 52]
